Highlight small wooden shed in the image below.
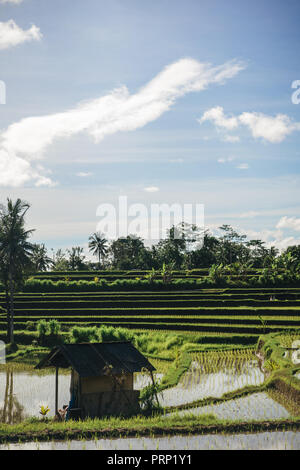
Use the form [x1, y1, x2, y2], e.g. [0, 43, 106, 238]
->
[36, 341, 156, 419]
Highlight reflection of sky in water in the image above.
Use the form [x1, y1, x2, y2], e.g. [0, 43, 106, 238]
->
[160, 360, 264, 407]
[0, 372, 71, 419]
[167, 393, 291, 421]
[134, 373, 163, 390]
[0, 371, 163, 420]
[0, 431, 299, 450]
[0, 342, 5, 364]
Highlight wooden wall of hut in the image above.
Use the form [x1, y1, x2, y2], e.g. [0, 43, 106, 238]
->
[80, 390, 140, 418]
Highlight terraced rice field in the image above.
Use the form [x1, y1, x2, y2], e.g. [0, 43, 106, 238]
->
[1, 349, 298, 424]
[1, 287, 300, 343]
[1, 347, 299, 450]
[160, 349, 265, 407]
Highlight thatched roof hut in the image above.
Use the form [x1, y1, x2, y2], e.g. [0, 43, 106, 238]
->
[36, 341, 155, 419]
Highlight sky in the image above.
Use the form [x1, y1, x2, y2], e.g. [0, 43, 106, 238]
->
[0, 0, 300, 256]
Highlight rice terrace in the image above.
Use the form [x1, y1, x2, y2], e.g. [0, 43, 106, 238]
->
[1, 0, 300, 456]
[0, 201, 300, 451]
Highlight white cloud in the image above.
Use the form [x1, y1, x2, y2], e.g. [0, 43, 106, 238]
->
[199, 106, 300, 143]
[276, 216, 300, 232]
[0, 58, 245, 187]
[144, 186, 159, 192]
[198, 106, 239, 130]
[0, 19, 42, 50]
[243, 217, 300, 251]
[76, 172, 93, 177]
[236, 163, 249, 170]
[238, 210, 260, 218]
[239, 112, 300, 143]
[268, 237, 300, 250]
[168, 158, 184, 163]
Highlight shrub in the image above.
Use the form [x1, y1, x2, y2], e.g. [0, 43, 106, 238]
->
[139, 382, 162, 412]
[98, 325, 135, 343]
[70, 326, 99, 343]
[25, 321, 35, 331]
[36, 319, 49, 337]
[48, 319, 61, 336]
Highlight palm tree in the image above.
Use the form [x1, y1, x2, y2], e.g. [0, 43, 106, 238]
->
[0, 198, 35, 344]
[88, 232, 108, 269]
[31, 243, 53, 272]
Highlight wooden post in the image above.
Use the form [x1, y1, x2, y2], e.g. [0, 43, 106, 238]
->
[150, 370, 159, 406]
[55, 367, 59, 415]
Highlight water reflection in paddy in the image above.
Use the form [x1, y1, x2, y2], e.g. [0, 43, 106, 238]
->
[160, 358, 265, 407]
[0, 369, 161, 423]
[0, 356, 288, 424]
[0, 431, 299, 450]
[167, 392, 291, 421]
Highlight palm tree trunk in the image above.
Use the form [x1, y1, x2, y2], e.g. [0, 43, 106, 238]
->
[98, 252, 101, 270]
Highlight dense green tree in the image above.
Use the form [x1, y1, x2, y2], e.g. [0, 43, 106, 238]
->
[109, 235, 150, 269]
[284, 245, 300, 262]
[216, 225, 248, 265]
[52, 249, 69, 271]
[153, 225, 186, 269]
[67, 246, 86, 270]
[184, 231, 219, 268]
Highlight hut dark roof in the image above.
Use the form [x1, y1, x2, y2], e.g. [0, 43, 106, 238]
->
[35, 342, 155, 377]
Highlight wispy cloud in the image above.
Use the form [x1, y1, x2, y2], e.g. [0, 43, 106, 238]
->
[0, 19, 42, 50]
[0, 58, 245, 187]
[199, 106, 300, 143]
[236, 163, 249, 170]
[222, 135, 240, 143]
[76, 172, 93, 177]
[144, 186, 159, 192]
[238, 210, 260, 218]
[0, 0, 24, 4]
[217, 156, 235, 163]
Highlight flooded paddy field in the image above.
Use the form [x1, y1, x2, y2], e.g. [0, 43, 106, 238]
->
[1, 348, 299, 450]
[0, 351, 267, 423]
[160, 351, 265, 407]
[0, 369, 162, 423]
[0, 431, 299, 450]
[167, 392, 291, 421]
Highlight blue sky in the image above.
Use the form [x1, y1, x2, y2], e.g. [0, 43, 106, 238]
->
[0, 0, 300, 253]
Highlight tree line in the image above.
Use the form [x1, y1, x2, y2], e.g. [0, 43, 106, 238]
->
[1, 198, 300, 344]
[40, 224, 299, 272]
